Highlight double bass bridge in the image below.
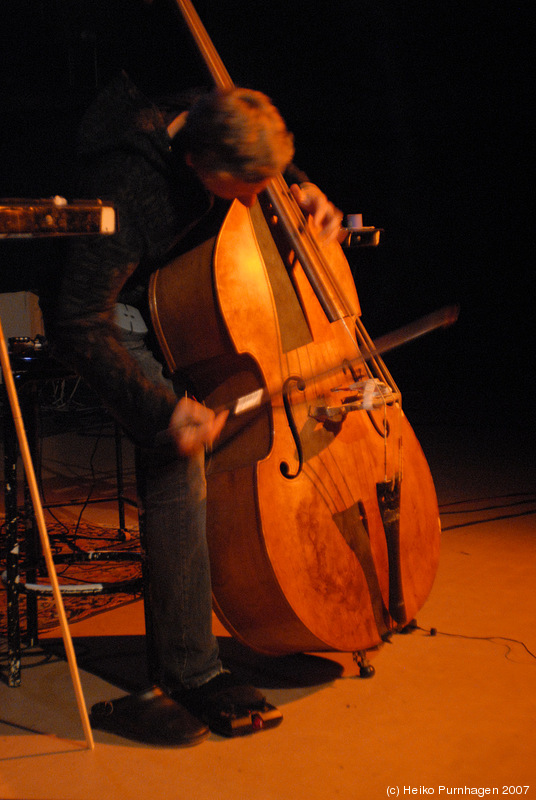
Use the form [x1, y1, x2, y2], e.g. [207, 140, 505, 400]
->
[308, 378, 395, 425]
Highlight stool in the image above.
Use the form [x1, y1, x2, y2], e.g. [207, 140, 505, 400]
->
[1, 343, 147, 687]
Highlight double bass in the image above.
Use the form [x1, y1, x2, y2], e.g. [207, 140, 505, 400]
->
[149, 0, 442, 661]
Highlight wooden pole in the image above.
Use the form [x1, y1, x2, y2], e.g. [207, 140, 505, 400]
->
[0, 315, 94, 750]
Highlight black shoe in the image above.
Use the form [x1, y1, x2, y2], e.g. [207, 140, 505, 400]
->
[172, 672, 283, 738]
[90, 686, 209, 747]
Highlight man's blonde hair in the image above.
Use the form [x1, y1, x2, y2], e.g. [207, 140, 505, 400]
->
[183, 87, 295, 182]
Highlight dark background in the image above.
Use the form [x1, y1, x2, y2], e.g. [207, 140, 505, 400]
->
[1, 0, 532, 431]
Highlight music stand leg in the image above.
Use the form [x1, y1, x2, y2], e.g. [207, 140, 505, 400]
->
[0, 315, 94, 750]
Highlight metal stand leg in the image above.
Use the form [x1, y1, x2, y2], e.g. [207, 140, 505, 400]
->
[3, 390, 22, 686]
[0, 314, 94, 749]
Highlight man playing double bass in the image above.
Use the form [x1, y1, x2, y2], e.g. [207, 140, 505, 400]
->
[42, 72, 342, 745]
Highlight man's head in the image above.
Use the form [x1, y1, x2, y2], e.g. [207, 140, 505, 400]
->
[182, 87, 295, 206]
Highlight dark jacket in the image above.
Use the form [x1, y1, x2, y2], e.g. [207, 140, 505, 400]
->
[47, 73, 307, 448]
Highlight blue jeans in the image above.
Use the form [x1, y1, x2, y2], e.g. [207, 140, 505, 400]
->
[123, 332, 223, 690]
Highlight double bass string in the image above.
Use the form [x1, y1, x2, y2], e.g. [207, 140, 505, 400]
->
[263, 175, 402, 486]
[175, 0, 233, 89]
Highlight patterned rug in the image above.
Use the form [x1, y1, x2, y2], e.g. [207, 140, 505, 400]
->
[0, 516, 143, 642]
